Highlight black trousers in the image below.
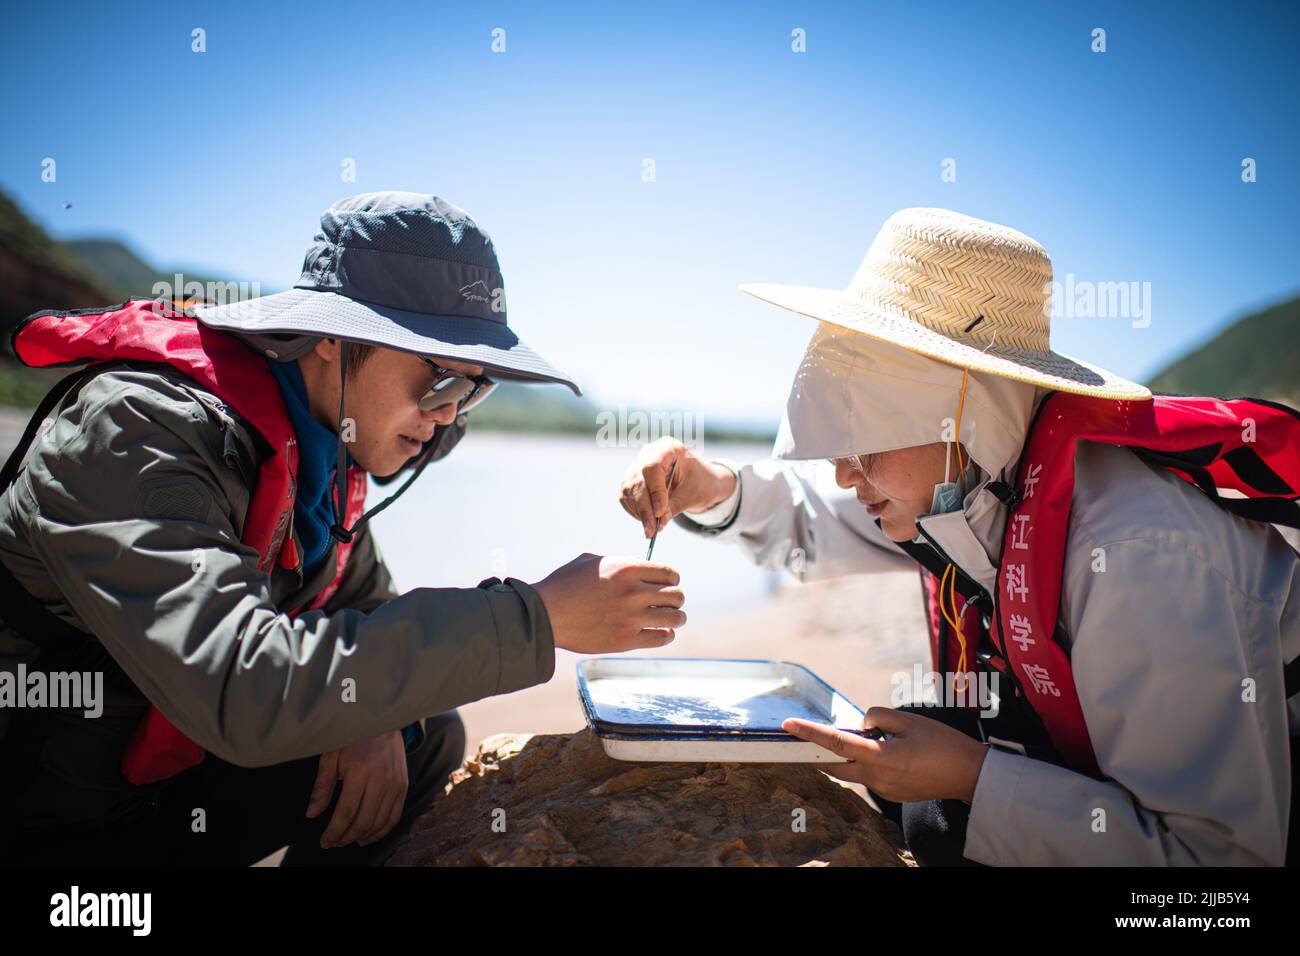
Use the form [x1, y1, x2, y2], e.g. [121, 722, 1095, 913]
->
[7, 711, 466, 867]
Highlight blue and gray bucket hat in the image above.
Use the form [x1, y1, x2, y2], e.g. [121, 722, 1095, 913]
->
[193, 190, 580, 395]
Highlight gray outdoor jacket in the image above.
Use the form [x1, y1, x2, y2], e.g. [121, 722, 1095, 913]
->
[0, 362, 555, 836]
[677, 443, 1299, 865]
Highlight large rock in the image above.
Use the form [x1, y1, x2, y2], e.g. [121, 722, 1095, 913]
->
[387, 730, 910, 867]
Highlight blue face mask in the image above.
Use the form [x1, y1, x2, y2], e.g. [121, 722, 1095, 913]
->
[929, 476, 965, 515]
[918, 366, 982, 531]
[928, 446, 977, 516]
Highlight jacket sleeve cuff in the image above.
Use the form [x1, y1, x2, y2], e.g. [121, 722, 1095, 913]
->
[674, 459, 743, 536]
[680, 461, 742, 527]
[963, 744, 1027, 866]
[475, 575, 557, 695]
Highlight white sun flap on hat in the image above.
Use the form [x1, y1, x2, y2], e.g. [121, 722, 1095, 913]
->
[774, 322, 1043, 486]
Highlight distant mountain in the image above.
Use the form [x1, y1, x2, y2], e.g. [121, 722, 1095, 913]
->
[0, 187, 284, 405]
[0, 190, 261, 326]
[471, 380, 600, 434]
[60, 236, 248, 303]
[1148, 294, 1300, 405]
[0, 190, 118, 327]
[62, 238, 228, 301]
[465, 382, 772, 443]
[0, 192, 119, 404]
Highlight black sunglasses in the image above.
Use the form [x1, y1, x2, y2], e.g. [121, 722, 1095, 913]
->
[419, 359, 496, 413]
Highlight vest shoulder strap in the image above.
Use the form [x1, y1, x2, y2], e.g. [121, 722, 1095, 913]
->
[993, 391, 1300, 779]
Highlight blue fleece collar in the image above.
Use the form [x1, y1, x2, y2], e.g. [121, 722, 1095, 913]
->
[266, 358, 353, 578]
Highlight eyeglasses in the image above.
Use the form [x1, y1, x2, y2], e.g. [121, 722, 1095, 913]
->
[418, 359, 496, 413]
[827, 454, 868, 474]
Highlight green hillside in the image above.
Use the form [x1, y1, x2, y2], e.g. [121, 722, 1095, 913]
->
[1148, 294, 1300, 404]
[0, 189, 277, 406]
[0, 192, 120, 405]
[466, 381, 771, 443]
[0, 192, 115, 301]
[63, 238, 227, 300]
[470, 380, 599, 434]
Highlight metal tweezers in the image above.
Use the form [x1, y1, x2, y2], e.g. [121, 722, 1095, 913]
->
[645, 460, 678, 561]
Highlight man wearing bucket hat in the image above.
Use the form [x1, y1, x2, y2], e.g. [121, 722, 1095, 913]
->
[0, 192, 685, 865]
[620, 207, 1300, 866]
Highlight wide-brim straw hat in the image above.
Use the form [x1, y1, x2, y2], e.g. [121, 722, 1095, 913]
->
[740, 207, 1151, 400]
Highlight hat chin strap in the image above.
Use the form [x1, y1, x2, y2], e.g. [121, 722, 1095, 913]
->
[328, 340, 438, 544]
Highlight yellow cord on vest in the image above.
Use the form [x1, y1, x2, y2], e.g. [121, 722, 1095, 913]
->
[939, 564, 970, 693]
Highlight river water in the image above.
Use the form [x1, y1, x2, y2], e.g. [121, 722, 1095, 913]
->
[366, 431, 782, 620]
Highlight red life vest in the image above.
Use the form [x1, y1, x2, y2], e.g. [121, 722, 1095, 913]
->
[12, 299, 370, 785]
[921, 391, 1300, 779]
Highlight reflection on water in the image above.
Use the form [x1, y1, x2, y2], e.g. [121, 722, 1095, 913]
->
[368, 431, 779, 620]
[587, 675, 828, 728]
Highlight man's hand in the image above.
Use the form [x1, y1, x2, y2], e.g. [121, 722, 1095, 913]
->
[618, 437, 738, 538]
[532, 554, 686, 654]
[783, 707, 990, 804]
[306, 730, 409, 848]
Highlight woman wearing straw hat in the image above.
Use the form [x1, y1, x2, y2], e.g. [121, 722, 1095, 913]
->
[618, 208, 1300, 866]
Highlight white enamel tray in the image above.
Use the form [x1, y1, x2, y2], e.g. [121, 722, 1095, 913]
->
[577, 657, 865, 763]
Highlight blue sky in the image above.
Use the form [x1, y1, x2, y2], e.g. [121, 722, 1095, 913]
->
[2, 0, 1297, 429]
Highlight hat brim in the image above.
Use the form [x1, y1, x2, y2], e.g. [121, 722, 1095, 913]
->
[193, 288, 581, 396]
[739, 283, 1151, 401]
